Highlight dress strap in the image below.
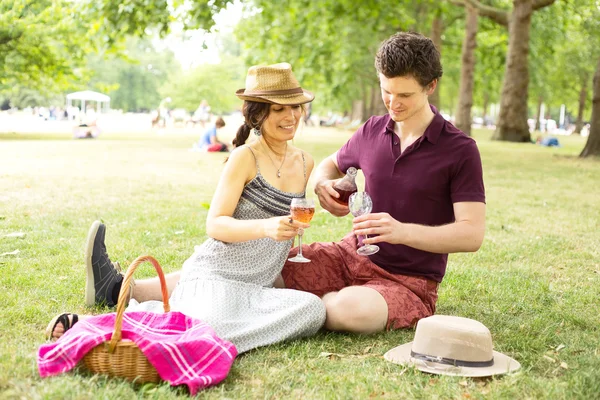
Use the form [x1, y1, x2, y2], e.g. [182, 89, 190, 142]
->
[245, 145, 260, 172]
[301, 151, 307, 182]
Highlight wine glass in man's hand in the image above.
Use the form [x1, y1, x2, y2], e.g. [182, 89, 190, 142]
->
[348, 192, 380, 256]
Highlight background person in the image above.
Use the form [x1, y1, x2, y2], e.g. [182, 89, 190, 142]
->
[193, 99, 212, 128]
[195, 117, 229, 152]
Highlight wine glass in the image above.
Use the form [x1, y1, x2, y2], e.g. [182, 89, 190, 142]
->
[287, 198, 315, 263]
[348, 192, 380, 256]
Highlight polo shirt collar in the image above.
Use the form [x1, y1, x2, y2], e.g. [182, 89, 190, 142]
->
[383, 105, 445, 145]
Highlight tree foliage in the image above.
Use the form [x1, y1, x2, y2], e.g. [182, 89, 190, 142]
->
[83, 0, 235, 43]
[4, 0, 600, 148]
[87, 38, 179, 111]
[545, 1, 600, 130]
[0, 0, 91, 93]
[159, 55, 246, 113]
[235, 0, 419, 114]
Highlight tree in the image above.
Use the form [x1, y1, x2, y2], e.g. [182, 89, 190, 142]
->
[85, 0, 235, 43]
[234, 0, 469, 117]
[429, 11, 444, 110]
[525, 2, 566, 132]
[235, 0, 408, 116]
[86, 0, 472, 119]
[0, 0, 91, 93]
[580, 57, 600, 158]
[548, 3, 600, 134]
[426, 3, 464, 112]
[465, 0, 556, 142]
[451, 1, 479, 135]
[160, 56, 246, 114]
[87, 38, 179, 112]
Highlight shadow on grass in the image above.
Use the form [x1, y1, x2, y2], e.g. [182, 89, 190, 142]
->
[0, 132, 73, 141]
[552, 153, 600, 162]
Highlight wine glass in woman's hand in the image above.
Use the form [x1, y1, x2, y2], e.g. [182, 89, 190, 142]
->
[348, 192, 380, 256]
[287, 198, 315, 263]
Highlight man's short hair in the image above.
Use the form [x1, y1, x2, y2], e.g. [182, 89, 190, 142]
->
[375, 32, 443, 87]
[215, 117, 226, 128]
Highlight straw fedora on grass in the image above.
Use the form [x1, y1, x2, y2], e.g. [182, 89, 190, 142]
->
[384, 315, 521, 377]
[236, 63, 314, 106]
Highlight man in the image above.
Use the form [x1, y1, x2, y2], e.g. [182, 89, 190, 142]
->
[281, 31, 485, 333]
[83, 32, 485, 335]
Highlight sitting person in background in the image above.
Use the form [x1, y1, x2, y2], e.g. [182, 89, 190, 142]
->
[73, 109, 100, 139]
[195, 117, 230, 152]
[536, 136, 560, 147]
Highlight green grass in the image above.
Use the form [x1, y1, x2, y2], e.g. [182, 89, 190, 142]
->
[0, 126, 599, 399]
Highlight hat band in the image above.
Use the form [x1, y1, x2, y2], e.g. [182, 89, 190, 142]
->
[242, 87, 304, 96]
[410, 350, 494, 368]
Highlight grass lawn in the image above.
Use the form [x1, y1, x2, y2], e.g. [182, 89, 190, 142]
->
[0, 125, 598, 399]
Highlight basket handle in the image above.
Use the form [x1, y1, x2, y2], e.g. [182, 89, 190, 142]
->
[108, 255, 170, 352]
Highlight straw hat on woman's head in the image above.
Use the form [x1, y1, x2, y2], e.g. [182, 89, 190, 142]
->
[384, 315, 521, 377]
[236, 63, 314, 106]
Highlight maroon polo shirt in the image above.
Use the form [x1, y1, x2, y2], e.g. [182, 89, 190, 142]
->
[337, 107, 485, 282]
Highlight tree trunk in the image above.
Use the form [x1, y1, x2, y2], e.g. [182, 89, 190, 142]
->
[534, 96, 543, 132]
[361, 84, 368, 122]
[492, 0, 533, 142]
[574, 76, 588, 134]
[482, 93, 489, 121]
[430, 15, 443, 110]
[370, 84, 387, 116]
[351, 100, 364, 122]
[455, 5, 478, 136]
[580, 57, 600, 158]
[368, 85, 376, 117]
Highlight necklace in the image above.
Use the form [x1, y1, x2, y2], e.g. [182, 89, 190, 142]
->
[260, 140, 287, 178]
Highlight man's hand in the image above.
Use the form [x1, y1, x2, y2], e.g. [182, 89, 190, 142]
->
[352, 212, 405, 245]
[353, 202, 486, 254]
[314, 179, 351, 217]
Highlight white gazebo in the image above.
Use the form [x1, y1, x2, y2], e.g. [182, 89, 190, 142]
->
[66, 90, 110, 114]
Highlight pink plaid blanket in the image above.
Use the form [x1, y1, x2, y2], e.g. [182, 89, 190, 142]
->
[38, 311, 237, 395]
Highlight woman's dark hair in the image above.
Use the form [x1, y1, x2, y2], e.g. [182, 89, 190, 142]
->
[232, 101, 271, 148]
[375, 31, 443, 87]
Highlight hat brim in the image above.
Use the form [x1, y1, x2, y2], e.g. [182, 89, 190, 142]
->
[235, 89, 314, 106]
[383, 342, 521, 378]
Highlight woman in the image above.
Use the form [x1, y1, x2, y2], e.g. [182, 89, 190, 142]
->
[46, 63, 326, 354]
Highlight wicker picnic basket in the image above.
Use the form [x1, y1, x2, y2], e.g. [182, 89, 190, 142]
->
[81, 255, 170, 383]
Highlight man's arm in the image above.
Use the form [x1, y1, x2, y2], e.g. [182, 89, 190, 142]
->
[354, 201, 486, 253]
[313, 152, 351, 216]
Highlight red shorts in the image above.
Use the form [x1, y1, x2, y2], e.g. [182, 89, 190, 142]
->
[207, 143, 227, 152]
[282, 233, 439, 330]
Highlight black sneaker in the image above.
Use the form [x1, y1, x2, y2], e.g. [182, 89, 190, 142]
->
[84, 221, 123, 307]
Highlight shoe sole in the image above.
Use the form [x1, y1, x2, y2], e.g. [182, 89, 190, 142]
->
[84, 221, 102, 306]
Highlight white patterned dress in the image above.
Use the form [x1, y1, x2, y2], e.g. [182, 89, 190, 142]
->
[129, 147, 326, 353]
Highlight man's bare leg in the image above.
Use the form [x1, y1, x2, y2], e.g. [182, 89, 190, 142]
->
[322, 286, 388, 333]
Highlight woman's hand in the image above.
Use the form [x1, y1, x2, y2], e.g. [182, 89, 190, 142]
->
[263, 215, 310, 241]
